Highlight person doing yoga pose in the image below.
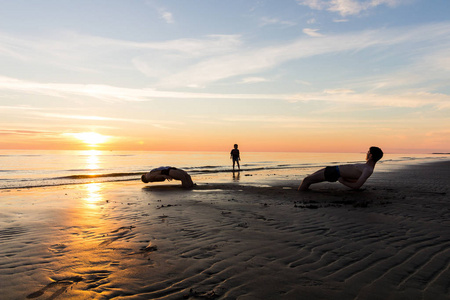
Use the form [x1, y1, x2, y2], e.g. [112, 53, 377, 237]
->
[141, 167, 194, 189]
[298, 147, 383, 191]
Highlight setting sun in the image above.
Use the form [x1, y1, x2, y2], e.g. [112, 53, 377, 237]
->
[69, 132, 109, 147]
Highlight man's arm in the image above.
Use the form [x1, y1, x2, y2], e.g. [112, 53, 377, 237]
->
[338, 167, 373, 189]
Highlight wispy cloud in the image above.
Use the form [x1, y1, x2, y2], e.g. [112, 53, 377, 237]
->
[0, 105, 183, 133]
[303, 28, 324, 37]
[259, 17, 297, 27]
[333, 18, 349, 23]
[0, 129, 54, 136]
[239, 77, 270, 84]
[1, 22, 449, 109]
[157, 7, 174, 24]
[297, 0, 406, 16]
[154, 22, 450, 88]
[1, 22, 449, 90]
[0, 30, 241, 77]
[1, 77, 448, 109]
[144, 1, 174, 24]
[219, 114, 431, 130]
[32, 112, 182, 127]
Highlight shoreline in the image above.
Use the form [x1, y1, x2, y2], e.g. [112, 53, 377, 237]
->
[1, 160, 449, 299]
[1, 151, 448, 191]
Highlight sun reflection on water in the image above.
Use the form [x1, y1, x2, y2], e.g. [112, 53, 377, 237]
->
[82, 150, 101, 170]
[84, 182, 103, 208]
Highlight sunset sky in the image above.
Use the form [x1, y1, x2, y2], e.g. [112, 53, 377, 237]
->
[1, 0, 449, 153]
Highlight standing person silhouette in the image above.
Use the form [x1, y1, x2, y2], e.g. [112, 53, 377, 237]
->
[230, 144, 241, 171]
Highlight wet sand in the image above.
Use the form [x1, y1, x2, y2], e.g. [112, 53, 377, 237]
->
[0, 161, 449, 299]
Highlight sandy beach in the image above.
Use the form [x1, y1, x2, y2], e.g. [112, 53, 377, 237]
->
[1, 161, 449, 300]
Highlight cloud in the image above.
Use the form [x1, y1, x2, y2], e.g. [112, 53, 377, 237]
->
[420, 49, 450, 72]
[154, 22, 450, 88]
[0, 30, 242, 78]
[32, 112, 182, 127]
[1, 23, 449, 105]
[0, 105, 43, 111]
[0, 76, 148, 102]
[295, 80, 312, 86]
[144, 2, 174, 24]
[2, 22, 449, 90]
[259, 17, 297, 27]
[0, 129, 54, 136]
[219, 113, 434, 130]
[0, 76, 448, 109]
[287, 91, 450, 109]
[333, 18, 349, 23]
[34, 113, 130, 122]
[131, 35, 242, 79]
[324, 88, 355, 94]
[0, 76, 284, 102]
[158, 8, 174, 24]
[303, 28, 324, 37]
[0, 105, 183, 131]
[240, 77, 270, 84]
[297, 0, 405, 16]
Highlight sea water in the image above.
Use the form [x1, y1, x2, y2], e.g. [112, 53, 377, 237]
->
[0, 150, 448, 189]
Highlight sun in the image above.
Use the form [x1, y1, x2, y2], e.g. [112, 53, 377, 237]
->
[70, 132, 110, 147]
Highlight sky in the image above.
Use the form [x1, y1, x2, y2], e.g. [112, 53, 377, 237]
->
[0, 0, 449, 153]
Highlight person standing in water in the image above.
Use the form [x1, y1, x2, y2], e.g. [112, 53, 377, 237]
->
[230, 144, 241, 171]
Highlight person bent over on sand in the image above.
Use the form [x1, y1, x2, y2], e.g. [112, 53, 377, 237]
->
[298, 147, 383, 191]
[142, 167, 194, 189]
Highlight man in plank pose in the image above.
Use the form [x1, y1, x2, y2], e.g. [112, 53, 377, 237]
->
[298, 147, 383, 191]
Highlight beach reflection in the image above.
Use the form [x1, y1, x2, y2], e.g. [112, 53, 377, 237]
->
[50, 183, 126, 294]
[84, 182, 103, 208]
[233, 171, 240, 181]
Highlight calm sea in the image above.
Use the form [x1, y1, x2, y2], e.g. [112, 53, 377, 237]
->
[0, 150, 448, 189]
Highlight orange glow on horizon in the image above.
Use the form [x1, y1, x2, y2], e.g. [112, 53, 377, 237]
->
[0, 128, 446, 154]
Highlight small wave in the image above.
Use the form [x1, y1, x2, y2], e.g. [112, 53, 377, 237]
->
[0, 177, 138, 190]
[0, 154, 41, 157]
[188, 165, 222, 170]
[67, 168, 108, 172]
[54, 172, 143, 180]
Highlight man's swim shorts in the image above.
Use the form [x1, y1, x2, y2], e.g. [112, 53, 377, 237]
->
[324, 166, 340, 182]
[150, 166, 177, 176]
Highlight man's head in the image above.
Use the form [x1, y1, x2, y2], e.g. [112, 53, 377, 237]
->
[234, 144, 238, 149]
[369, 146, 383, 162]
[141, 174, 149, 183]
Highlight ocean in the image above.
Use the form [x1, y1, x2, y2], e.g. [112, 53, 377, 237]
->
[0, 150, 448, 189]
